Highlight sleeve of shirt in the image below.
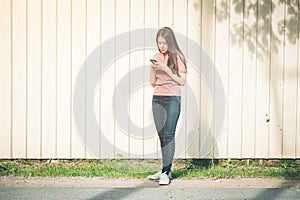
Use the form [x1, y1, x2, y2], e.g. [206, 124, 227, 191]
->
[177, 54, 187, 73]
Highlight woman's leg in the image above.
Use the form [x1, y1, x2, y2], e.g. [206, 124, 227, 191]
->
[152, 96, 181, 174]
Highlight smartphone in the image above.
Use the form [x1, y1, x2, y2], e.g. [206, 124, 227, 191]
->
[150, 59, 157, 64]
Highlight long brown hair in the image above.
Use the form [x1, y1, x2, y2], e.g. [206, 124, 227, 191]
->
[156, 27, 187, 75]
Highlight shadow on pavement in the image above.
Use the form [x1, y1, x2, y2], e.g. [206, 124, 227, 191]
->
[252, 178, 300, 199]
[88, 179, 161, 200]
[88, 188, 139, 200]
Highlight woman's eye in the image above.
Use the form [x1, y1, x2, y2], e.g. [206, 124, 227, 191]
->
[158, 42, 167, 46]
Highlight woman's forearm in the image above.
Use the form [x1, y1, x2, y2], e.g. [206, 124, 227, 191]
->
[164, 67, 186, 86]
[151, 63, 187, 87]
[150, 66, 156, 87]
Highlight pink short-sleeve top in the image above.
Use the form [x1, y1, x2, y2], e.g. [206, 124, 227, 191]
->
[152, 52, 187, 96]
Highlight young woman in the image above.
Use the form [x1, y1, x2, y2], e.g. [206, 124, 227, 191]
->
[148, 27, 187, 185]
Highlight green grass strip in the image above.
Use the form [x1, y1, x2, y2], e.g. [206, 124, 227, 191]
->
[0, 159, 299, 179]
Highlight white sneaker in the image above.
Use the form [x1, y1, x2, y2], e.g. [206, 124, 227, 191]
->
[148, 171, 172, 181]
[159, 172, 170, 185]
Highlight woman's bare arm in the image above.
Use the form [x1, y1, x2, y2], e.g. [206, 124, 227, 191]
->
[152, 63, 186, 86]
[150, 65, 156, 87]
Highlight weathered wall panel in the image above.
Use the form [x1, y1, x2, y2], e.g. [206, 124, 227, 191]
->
[0, 0, 299, 159]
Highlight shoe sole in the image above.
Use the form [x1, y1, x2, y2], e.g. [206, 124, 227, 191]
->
[148, 176, 172, 181]
[159, 181, 170, 185]
[148, 177, 160, 181]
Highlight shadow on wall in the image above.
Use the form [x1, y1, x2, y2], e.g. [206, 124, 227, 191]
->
[191, 0, 299, 159]
[187, 123, 219, 159]
[194, 0, 299, 61]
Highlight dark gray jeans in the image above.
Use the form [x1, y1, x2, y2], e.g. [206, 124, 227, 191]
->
[152, 95, 181, 174]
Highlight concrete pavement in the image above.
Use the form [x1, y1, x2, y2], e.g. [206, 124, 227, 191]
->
[1, 177, 299, 199]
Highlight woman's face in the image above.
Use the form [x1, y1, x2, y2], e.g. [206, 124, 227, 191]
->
[157, 36, 168, 54]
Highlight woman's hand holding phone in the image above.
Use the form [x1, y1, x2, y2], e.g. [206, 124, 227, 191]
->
[150, 59, 158, 64]
[150, 59, 159, 70]
[150, 59, 170, 74]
